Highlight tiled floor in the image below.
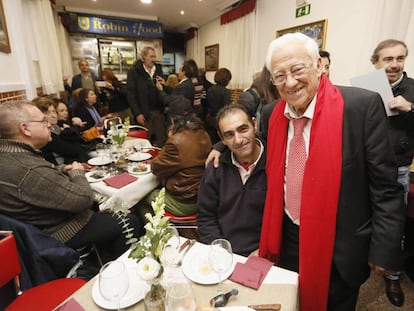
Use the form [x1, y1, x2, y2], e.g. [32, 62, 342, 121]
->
[356, 272, 414, 310]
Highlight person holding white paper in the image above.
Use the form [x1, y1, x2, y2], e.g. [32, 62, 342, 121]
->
[371, 38, 414, 308]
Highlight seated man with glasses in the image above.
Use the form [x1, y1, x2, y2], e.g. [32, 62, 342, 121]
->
[0, 100, 144, 264]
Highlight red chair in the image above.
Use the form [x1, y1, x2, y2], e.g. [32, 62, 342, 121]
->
[0, 234, 86, 311]
[127, 125, 148, 139]
[164, 211, 199, 241]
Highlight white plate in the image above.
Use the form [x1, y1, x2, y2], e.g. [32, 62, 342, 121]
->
[88, 156, 112, 166]
[128, 152, 152, 162]
[181, 246, 235, 285]
[127, 164, 151, 175]
[92, 269, 148, 310]
[85, 171, 110, 183]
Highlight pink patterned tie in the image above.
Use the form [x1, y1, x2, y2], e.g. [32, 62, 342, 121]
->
[286, 117, 308, 221]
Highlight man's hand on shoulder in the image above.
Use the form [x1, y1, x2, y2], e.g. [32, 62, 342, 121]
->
[205, 149, 221, 168]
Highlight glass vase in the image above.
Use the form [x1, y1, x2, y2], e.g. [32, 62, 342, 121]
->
[144, 277, 166, 311]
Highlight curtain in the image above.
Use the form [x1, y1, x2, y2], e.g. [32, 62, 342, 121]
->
[54, 9, 73, 80]
[222, 9, 256, 90]
[28, 0, 64, 95]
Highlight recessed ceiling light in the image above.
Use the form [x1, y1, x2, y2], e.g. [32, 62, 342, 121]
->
[141, 0, 152, 4]
[180, 10, 184, 15]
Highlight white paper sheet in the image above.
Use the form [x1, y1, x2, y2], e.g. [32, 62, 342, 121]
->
[350, 69, 397, 116]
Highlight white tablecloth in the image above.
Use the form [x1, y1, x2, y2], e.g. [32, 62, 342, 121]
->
[89, 138, 159, 210]
[66, 242, 298, 310]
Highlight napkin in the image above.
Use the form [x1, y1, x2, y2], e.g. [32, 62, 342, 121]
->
[55, 298, 85, 311]
[229, 256, 273, 290]
[103, 172, 137, 189]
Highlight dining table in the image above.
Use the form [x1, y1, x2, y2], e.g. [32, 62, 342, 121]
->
[87, 138, 160, 211]
[59, 241, 299, 311]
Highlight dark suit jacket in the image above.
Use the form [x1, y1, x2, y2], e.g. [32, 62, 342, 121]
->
[173, 78, 195, 103]
[332, 86, 404, 288]
[70, 72, 98, 92]
[0, 214, 79, 290]
[126, 60, 164, 119]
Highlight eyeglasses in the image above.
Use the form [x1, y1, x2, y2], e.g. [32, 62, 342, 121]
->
[271, 63, 314, 85]
[27, 118, 49, 126]
[382, 56, 406, 64]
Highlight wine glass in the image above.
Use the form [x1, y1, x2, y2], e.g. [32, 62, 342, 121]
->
[98, 261, 129, 311]
[96, 143, 107, 160]
[161, 227, 180, 267]
[208, 239, 233, 293]
[166, 280, 196, 311]
[109, 144, 120, 174]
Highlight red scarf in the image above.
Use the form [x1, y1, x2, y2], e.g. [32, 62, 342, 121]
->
[259, 75, 344, 311]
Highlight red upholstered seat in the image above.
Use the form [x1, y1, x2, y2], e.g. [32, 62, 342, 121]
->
[5, 278, 85, 311]
[0, 234, 86, 311]
[127, 125, 149, 139]
[164, 211, 197, 223]
[164, 211, 198, 240]
[127, 129, 148, 139]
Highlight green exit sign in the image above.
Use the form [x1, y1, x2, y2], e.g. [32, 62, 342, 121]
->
[296, 4, 311, 18]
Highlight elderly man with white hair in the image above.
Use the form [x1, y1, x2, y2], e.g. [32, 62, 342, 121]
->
[259, 33, 405, 311]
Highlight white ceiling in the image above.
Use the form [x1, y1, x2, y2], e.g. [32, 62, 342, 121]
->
[55, 0, 241, 33]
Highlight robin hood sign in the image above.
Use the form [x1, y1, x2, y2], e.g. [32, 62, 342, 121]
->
[65, 13, 163, 39]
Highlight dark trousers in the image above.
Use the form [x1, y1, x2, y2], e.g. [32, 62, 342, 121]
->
[66, 213, 144, 263]
[146, 110, 166, 147]
[280, 212, 360, 311]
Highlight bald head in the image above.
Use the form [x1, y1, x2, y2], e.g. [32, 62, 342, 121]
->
[0, 100, 33, 139]
[0, 100, 51, 148]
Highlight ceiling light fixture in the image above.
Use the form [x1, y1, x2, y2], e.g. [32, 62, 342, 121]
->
[141, 0, 152, 4]
[180, 10, 184, 15]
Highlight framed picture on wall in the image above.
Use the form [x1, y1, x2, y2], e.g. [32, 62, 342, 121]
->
[205, 44, 219, 71]
[0, 0, 10, 53]
[276, 19, 328, 50]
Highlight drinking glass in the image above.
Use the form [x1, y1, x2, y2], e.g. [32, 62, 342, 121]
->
[109, 144, 120, 174]
[98, 261, 129, 311]
[166, 280, 196, 311]
[161, 226, 180, 267]
[96, 143, 107, 160]
[208, 239, 233, 293]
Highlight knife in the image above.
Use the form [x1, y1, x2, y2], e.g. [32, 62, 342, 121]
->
[178, 239, 196, 265]
[248, 304, 281, 311]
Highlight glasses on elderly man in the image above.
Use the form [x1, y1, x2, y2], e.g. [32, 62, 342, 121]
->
[271, 62, 315, 86]
[27, 118, 50, 126]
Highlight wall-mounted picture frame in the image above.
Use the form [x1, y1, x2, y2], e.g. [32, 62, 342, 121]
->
[205, 44, 219, 71]
[0, 0, 10, 53]
[276, 19, 328, 50]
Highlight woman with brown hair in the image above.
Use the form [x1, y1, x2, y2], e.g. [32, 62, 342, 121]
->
[100, 68, 133, 121]
[139, 97, 211, 217]
[32, 96, 89, 164]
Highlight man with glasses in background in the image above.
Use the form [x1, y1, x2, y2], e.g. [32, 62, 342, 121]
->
[371, 39, 414, 307]
[259, 32, 405, 311]
[0, 101, 143, 264]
